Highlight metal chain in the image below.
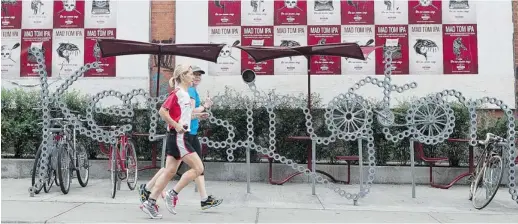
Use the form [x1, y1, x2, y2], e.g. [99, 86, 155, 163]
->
[29, 45, 517, 204]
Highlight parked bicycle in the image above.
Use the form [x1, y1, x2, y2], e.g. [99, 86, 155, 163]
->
[468, 133, 506, 210]
[31, 109, 90, 195]
[98, 118, 138, 199]
[31, 118, 61, 194]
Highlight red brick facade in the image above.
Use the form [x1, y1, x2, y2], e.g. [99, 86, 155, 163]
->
[149, 0, 176, 97]
[514, 1, 518, 108]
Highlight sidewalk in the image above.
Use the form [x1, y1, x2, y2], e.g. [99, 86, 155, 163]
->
[1, 178, 517, 223]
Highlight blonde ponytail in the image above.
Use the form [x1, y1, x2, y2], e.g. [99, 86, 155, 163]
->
[169, 64, 192, 89]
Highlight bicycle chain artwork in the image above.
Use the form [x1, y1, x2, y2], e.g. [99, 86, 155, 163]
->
[200, 50, 517, 203]
[29, 46, 517, 205]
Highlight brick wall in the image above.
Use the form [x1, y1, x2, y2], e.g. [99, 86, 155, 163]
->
[514, 1, 518, 66]
[149, 0, 176, 97]
[514, 1, 518, 108]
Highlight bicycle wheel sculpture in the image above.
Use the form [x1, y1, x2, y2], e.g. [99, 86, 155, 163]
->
[407, 96, 456, 145]
[29, 39, 517, 207]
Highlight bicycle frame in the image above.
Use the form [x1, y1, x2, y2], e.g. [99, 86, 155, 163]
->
[100, 133, 130, 173]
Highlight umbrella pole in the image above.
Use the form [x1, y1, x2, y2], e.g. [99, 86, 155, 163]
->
[156, 53, 161, 97]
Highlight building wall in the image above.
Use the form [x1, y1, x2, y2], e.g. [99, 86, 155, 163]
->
[176, 0, 516, 109]
[514, 0, 518, 109]
[149, 1, 176, 97]
[2, 1, 516, 110]
[2, 1, 151, 107]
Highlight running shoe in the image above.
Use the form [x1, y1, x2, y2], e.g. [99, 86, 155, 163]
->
[140, 200, 163, 219]
[138, 184, 150, 203]
[201, 195, 223, 210]
[162, 190, 179, 215]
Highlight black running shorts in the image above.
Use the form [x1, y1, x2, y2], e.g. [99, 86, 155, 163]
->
[186, 133, 202, 157]
[166, 132, 195, 160]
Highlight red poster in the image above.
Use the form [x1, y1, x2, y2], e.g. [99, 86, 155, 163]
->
[408, 0, 441, 24]
[308, 25, 341, 75]
[1, 0, 22, 29]
[241, 26, 274, 75]
[20, 29, 52, 77]
[54, 0, 85, 28]
[274, 0, 307, 25]
[340, 0, 374, 25]
[84, 28, 116, 77]
[375, 25, 409, 75]
[443, 24, 478, 74]
[208, 0, 241, 26]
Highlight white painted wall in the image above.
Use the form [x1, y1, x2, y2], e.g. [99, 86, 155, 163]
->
[176, 0, 516, 109]
[2, 0, 151, 107]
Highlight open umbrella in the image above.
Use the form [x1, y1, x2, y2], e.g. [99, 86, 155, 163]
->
[235, 43, 380, 109]
[97, 38, 226, 96]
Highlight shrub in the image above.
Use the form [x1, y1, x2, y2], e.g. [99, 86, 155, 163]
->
[1, 87, 515, 167]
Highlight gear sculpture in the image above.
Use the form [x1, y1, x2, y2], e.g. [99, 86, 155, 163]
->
[29, 46, 517, 205]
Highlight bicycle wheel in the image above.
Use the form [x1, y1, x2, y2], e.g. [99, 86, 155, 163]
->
[472, 155, 504, 209]
[126, 139, 138, 191]
[44, 147, 58, 193]
[31, 144, 44, 194]
[110, 144, 118, 199]
[44, 170, 56, 193]
[57, 143, 72, 194]
[469, 154, 485, 201]
[76, 142, 90, 187]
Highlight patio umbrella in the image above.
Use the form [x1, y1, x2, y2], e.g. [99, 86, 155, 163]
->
[235, 43, 380, 109]
[97, 38, 226, 96]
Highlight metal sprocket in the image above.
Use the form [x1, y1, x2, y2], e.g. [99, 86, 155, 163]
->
[325, 93, 372, 138]
[406, 96, 455, 144]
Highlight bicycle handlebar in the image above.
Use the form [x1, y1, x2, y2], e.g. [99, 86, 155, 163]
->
[478, 133, 505, 145]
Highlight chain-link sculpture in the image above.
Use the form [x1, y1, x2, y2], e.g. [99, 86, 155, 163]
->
[29, 43, 516, 205]
[198, 50, 517, 204]
[28, 46, 170, 195]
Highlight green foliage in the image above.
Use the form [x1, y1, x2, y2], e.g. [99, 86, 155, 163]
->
[1, 87, 515, 168]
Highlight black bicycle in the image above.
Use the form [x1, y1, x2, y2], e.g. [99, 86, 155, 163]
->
[31, 108, 90, 195]
[468, 133, 506, 210]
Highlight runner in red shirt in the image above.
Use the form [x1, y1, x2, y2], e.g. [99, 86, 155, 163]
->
[140, 64, 205, 219]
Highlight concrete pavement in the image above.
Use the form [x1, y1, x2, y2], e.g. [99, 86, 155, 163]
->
[1, 178, 517, 223]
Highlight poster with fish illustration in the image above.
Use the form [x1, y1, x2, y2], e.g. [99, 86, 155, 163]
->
[1, 29, 22, 78]
[341, 25, 375, 75]
[408, 0, 442, 24]
[273, 25, 307, 75]
[442, 0, 476, 24]
[340, 0, 374, 25]
[1, 0, 22, 29]
[241, 26, 274, 75]
[51, 28, 84, 78]
[22, 0, 54, 29]
[375, 25, 409, 75]
[53, 0, 85, 28]
[20, 29, 52, 77]
[84, 0, 117, 28]
[241, 0, 274, 26]
[442, 24, 478, 74]
[208, 26, 241, 76]
[274, 0, 307, 25]
[307, 0, 341, 25]
[208, 0, 241, 26]
[409, 24, 443, 74]
[374, 0, 408, 25]
[84, 28, 116, 77]
[307, 25, 341, 75]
